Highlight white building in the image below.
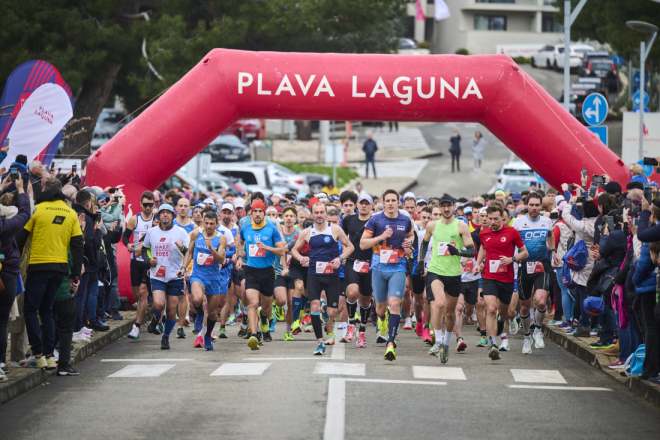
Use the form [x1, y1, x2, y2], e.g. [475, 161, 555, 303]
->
[406, 0, 565, 55]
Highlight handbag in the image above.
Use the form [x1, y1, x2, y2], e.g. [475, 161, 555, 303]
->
[624, 344, 646, 377]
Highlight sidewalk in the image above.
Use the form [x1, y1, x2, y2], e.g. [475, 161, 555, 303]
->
[1, 311, 137, 407]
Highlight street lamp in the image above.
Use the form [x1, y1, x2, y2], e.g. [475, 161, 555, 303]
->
[626, 20, 658, 161]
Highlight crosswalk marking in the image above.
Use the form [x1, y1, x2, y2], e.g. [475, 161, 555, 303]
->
[210, 363, 271, 376]
[108, 364, 176, 378]
[102, 359, 193, 362]
[510, 369, 566, 384]
[313, 362, 365, 376]
[412, 366, 467, 381]
[508, 385, 611, 391]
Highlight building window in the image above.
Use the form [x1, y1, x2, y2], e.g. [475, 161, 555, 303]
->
[542, 16, 563, 33]
[474, 15, 507, 31]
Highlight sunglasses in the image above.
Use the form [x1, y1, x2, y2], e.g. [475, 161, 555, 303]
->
[142, 203, 154, 207]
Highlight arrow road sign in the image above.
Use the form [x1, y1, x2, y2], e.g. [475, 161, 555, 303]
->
[633, 91, 649, 108]
[633, 71, 641, 85]
[582, 93, 608, 126]
[587, 125, 607, 147]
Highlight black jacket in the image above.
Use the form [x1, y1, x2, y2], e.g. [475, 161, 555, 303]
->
[0, 193, 31, 275]
[72, 202, 101, 274]
[598, 227, 627, 270]
[636, 209, 660, 243]
[449, 135, 461, 155]
[102, 224, 122, 277]
[362, 139, 378, 157]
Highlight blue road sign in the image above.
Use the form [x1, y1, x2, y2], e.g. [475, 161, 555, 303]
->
[633, 107, 650, 113]
[633, 91, 649, 108]
[633, 71, 641, 85]
[612, 53, 624, 65]
[535, 172, 547, 185]
[633, 85, 640, 94]
[582, 93, 608, 126]
[587, 126, 607, 146]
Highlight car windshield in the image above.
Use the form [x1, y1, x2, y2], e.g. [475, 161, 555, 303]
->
[503, 168, 534, 176]
[591, 62, 612, 71]
[199, 180, 228, 191]
[505, 180, 537, 193]
[269, 164, 294, 175]
[99, 111, 125, 124]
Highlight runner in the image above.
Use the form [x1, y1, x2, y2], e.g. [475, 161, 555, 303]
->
[178, 211, 227, 350]
[173, 197, 195, 233]
[326, 208, 347, 344]
[291, 202, 353, 355]
[512, 192, 559, 354]
[123, 191, 155, 340]
[342, 193, 375, 348]
[360, 189, 414, 361]
[418, 194, 475, 363]
[218, 203, 239, 337]
[191, 205, 204, 229]
[235, 200, 285, 350]
[289, 218, 313, 335]
[473, 203, 528, 361]
[402, 193, 419, 329]
[455, 204, 482, 352]
[275, 205, 299, 341]
[172, 197, 194, 336]
[412, 207, 432, 337]
[140, 204, 191, 349]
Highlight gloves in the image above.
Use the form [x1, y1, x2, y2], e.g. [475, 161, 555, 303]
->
[416, 260, 426, 276]
[446, 244, 460, 256]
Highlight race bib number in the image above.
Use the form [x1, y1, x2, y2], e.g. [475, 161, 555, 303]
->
[138, 232, 146, 241]
[248, 244, 266, 258]
[463, 259, 474, 272]
[353, 260, 370, 273]
[196, 253, 214, 266]
[526, 261, 544, 274]
[437, 242, 456, 256]
[316, 261, 334, 274]
[155, 265, 167, 278]
[286, 254, 292, 266]
[379, 249, 399, 264]
[489, 260, 507, 274]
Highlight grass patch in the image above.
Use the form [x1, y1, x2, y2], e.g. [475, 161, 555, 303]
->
[277, 162, 359, 188]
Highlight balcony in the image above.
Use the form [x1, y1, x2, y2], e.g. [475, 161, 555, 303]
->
[465, 0, 558, 11]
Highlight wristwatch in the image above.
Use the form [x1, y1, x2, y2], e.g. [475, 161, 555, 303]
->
[339, 256, 346, 264]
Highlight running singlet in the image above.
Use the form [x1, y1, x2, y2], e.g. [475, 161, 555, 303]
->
[308, 224, 340, 276]
[275, 228, 300, 275]
[238, 216, 278, 265]
[428, 218, 464, 277]
[216, 223, 236, 248]
[174, 219, 196, 234]
[364, 211, 412, 273]
[191, 230, 222, 282]
[412, 223, 423, 276]
[143, 225, 191, 282]
[240, 222, 282, 268]
[342, 215, 373, 262]
[479, 225, 524, 283]
[512, 215, 552, 263]
[132, 214, 154, 262]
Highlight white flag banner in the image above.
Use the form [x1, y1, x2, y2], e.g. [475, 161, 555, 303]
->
[3, 83, 73, 166]
[435, 0, 450, 21]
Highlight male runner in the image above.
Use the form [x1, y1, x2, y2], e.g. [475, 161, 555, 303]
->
[124, 191, 155, 340]
[402, 193, 419, 329]
[291, 202, 353, 355]
[218, 203, 239, 336]
[342, 193, 375, 348]
[235, 200, 285, 350]
[412, 207, 431, 336]
[290, 218, 313, 334]
[178, 211, 226, 350]
[360, 189, 413, 361]
[191, 205, 204, 228]
[474, 203, 528, 361]
[455, 205, 482, 352]
[275, 205, 299, 341]
[418, 194, 475, 363]
[140, 204, 190, 349]
[512, 192, 559, 354]
[174, 197, 195, 233]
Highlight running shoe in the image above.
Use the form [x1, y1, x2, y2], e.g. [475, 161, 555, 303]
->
[376, 334, 388, 344]
[522, 337, 533, 354]
[547, 319, 562, 326]
[608, 359, 626, 369]
[193, 314, 204, 334]
[193, 335, 204, 348]
[466, 317, 474, 326]
[227, 316, 237, 326]
[429, 341, 441, 356]
[430, 330, 436, 344]
[257, 332, 264, 346]
[499, 339, 510, 351]
[284, 332, 294, 341]
[557, 321, 572, 330]
[533, 331, 545, 349]
[184, 315, 191, 326]
[263, 331, 273, 342]
[403, 317, 413, 330]
[440, 344, 449, 364]
[248, 335, 260, 350]
[45, 356, 57, 370]
[589, 328, 599, 337]
[371, 312, 378, 326]
[572, 327, 591, 337]
[325, 333, 336, 345]
[210, 330, 217, 341]
[237, 327, 248, 338]
[161, 338, 170, 350]
[345, 324, 356, 342]
[384, 343, 396, 361]
[147, 315, 158, 334]
[488, 344, 501, 361]
[275, 306, 285, 322]
[377, 316, 388, 338]
[320, 299, 329, 323]
[357, 332, 367, 348]
[292, 320, 302, 335]
[304, 323, 314, 333]
[456, 337, 467, 352]
[177, 327, 186, 339]
[127, 325, 140, 340]
[269, 319, 276, 333]
[154, 322, 164, 336]
[204, 336, 214, 350]
[82, 327, 93, 336]
[509, 318, 519, 335]
[422, 328, 433, 345]
[476, 335, 489, 347]
[590, 340, 615, 350]
[19, 356, 47, 368]
[314, 342, 326, 355]
[56, 365, 79, 376]
[649, 377, 660, 387]
[219, 328, 228, 339]
[301, 314, 311, 326]
[415, 322, 424, 337]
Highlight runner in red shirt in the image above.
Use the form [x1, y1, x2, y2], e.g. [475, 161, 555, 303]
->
[474, 203, 528, 361]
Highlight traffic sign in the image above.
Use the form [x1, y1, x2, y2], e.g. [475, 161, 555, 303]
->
[587, 125, 607, 146]
[582, 93, 608, 126]
[612, 53, 624, 65]
[633, 86, 640, 94]
[633, 71, 641, 85]
[632, 107, 649, 113]
[633, 91, 649, 108]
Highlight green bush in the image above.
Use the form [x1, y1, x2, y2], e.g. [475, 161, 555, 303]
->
[417, 41, 431, 50]
[277, 163, 359, 189]
[455, 48, 469, 55]
[612, 93, 629, 112]
[511, 56, 530, 65]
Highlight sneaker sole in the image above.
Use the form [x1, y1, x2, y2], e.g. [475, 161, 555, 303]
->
[127, 335, 139, 340]
[248, 338, 260, 351]
[457, 342, 467, 352]
[56, 371, 79, 376]
[488, 348, 501, 361]
[384, 350, 396, 361]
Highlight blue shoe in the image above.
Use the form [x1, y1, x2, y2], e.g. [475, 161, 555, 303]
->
[227, 316, 236, 326]
[314, 342, 326, 355]
[204, 336, 213, 351]
[193, 314, 204, 334]
[269, 319, 276, 333]
[320, 299, 329, 324]
[154, 322, 164, 335]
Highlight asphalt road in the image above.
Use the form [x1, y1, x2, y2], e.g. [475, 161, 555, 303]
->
[1, 318, 658, 440]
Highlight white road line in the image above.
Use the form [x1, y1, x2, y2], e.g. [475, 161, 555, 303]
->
[324, 378, 446, 440]
[210, 362, 271, 376]
[108, 364, 176, 378]
[242, 357, 319, 360]
[102, 359, 193, 362]
[412, 366, 467, 381]
[331, 343, 345, 360]
[508, 385, 612, 391]
[510, 369, 567, 384]
[314, 362, 365, 376]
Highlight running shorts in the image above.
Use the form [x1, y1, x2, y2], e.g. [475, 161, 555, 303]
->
[371, 270, 406, 304]
[345, 258, 373, 298]
[130, 259, 150, 287]
[411, 274, 425, 295]
[481, 278, 514, 305]
[425, 273, 462, 302]
[517, 259, 551, 301]
[460, 279, 480, 305]
[308, 274, 340, 308]
[150, 278, 184, 297]
[275, 274, 296, 290]
[245, 266, 275, 298]
[289, 263, 308, 289]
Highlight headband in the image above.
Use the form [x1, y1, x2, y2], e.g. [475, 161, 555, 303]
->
[252, 200, 267, 212]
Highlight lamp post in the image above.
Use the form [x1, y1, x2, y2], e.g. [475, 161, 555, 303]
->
[563, 0, 588, 112]
[626, 20, 658, 161]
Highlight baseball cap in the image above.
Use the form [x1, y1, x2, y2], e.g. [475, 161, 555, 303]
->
[266, 206, 277, 213]
[234, 198, 245, 208]
[495, 190, 506, 197]
[403, 191, 416, 200]
[316, 193, 328, 200]
[584, 297, 605, 316]
[203, 198, 214, 204]
[479, 207, 488, 214]
[358, 194, 373, 204]
[221, 203, 234, 212]
[438, 194, 454, 205]
[158, 203, 175, 213]
[97, 193, 110, 203]
[511, 192, 522, 201]
[463, 206, 473, 214]
[555, 195, 565, 206]
[416, 198, 428, 205]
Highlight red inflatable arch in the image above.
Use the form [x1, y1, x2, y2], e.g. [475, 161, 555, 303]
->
[87, 49, 629, 300]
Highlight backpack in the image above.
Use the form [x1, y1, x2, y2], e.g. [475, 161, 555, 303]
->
[624, 344, 646, 377]
[561, 261, 574, 288]
[563, 239, 588, 270]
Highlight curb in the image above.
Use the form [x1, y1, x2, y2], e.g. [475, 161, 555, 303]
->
[0, 312, 137, 407]
[542, 323, 660, 407]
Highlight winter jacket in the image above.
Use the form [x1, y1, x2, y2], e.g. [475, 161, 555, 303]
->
[632, 242, 657, 295]
[552, 220, 571, 268]
[102, 223, 122, 278]
[99, 203, 122, 224]
[449, 135, 461, 155]
[598, 227, 627, 269]
[471, 138, 485, 160]
[636, 209, 660, 243]
[72, 202, 101, 274]
[0, 193, 31, 275]
[562, 203, 597, 286]
[362, 139, 378, 157]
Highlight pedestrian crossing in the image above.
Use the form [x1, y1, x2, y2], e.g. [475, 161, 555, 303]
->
[367, 127, 430, 151]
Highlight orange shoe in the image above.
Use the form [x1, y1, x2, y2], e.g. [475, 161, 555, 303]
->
[193, 335, 204, 348]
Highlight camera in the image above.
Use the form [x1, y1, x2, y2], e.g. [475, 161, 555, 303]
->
[549, 212, 559, 219]
[592, 175, 604, 185]
[644, 187, 653, 204]
[643, 157, 659, 166]
[567, 184, 575, 191]
[576, 196, 585, 203]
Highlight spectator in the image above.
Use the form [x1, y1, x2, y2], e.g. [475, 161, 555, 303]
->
[471, 131, 485, 173]
[322, 182, 339, 196]
[389, 122, 398, 132]
[553, 201, 574, 331]
[362, 132, 378, 179]
[449, 130, 461, 173]
[28, 160, 44, 197]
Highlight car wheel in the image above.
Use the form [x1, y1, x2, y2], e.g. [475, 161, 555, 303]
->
[553, 60, 559, 71]
[531, 57, 537, 68]
[546, 59, 552, 69]
[309, 182, 324, 194]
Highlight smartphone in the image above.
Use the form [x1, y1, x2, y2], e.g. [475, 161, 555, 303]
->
[576, 196, 585, 204]
[10, 165, 18, 181]
[109, 187, 118, 194]
[581, 168, 587, 179]
[72, 164, 77, 173]
[114, 196, 119, 203]
[606, 216, 615, 231]
[644, 187, 653, 204]
[633, 218, 640, 226]
[625, 199, 632, 210]
[549, 212, 559, 219]
[592, 175, 604, 184]
[589, 184, 597, 199]
[567, 184, 575, 191]
[643, 157, 659, 166]
[3, 139, 8, 149]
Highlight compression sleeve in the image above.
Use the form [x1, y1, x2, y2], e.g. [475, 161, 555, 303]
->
[419, 239, 429, 262]
[141, 244, 150, 262]
[457, 244, 475, 258]
[122, 228, 133, 246]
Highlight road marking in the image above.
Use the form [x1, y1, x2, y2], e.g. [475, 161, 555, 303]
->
[102, 359, 193, 362]
[510, 369, 567, 384]
[108, 364, 176, 378]
[210, 363, 271, 376]
[242, 357, 319, 360]
[324, 378, 446, 440]
[330, 323, 345, 360]
[464, 123, 477, 128]
[508, 385, 612, 391]
[412, 366, 467, 381]
[314, 362, 365, 376]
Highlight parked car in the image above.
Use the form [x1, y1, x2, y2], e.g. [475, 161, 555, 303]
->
[90, 130, 112, 152]
[211, 161, 331, 194]
[223, 119, 260, 141]
[558, 81, 607, 121]
[531, 44, 565, 69]
[555, 44, 595, 71]
[95, 108, 133, 135]
[577, 51, 610, 75]
[490, 161, 539, 193]
[579, 58, 618, 91]
[204, 134, 251, 162]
